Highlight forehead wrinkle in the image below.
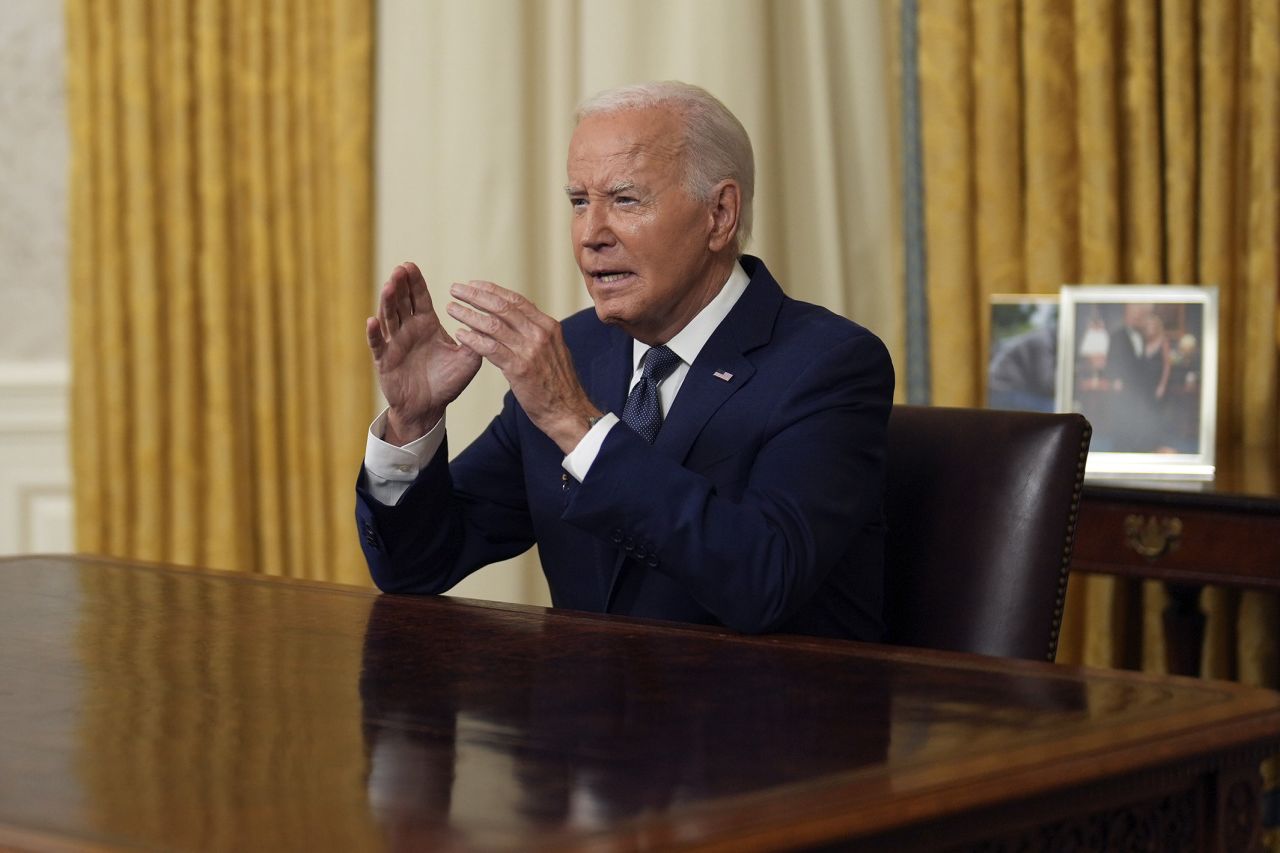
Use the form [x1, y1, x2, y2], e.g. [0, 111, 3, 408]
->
[618, 134, 685, 169]
[567, 111, 689, 189]
[582, 144, 683, 193]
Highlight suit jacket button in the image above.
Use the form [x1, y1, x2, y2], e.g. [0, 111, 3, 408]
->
[646, 557, 659, 567]
[611, 529, 623, 543]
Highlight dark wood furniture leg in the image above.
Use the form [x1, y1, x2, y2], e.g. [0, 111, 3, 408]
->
[1163, 582, 1207, 677]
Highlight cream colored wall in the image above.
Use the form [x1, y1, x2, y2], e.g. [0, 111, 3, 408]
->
[0, 1, 74, 557]
[0, 0, 68, 364]
[374, 0, 900, 606]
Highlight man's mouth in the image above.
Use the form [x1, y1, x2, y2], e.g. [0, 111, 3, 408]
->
[593, 271, 633, 284]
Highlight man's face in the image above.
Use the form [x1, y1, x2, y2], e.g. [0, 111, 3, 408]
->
[566, 107, 726, 345]
[1124, 303, 1152, 328]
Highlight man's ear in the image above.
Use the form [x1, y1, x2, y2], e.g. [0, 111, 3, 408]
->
[706, 180, 741, 252]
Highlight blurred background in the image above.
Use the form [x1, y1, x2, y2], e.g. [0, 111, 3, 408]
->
[0, 0, 1275, 686]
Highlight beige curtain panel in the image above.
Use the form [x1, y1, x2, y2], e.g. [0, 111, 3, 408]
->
[912, 0, 1278, 688]
[66, 0, 374, 584]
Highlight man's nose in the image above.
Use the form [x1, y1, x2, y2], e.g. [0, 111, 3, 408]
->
[578, 205, 616, 250]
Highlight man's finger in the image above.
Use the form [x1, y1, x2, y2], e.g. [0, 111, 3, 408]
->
[378, 273, 401, 334]
[394, 263, 417, 321]
[366, 316, 386, 358]
[450, 281, 539, 332]
[467, 280, 558, 334]
[454, 327, 511, 369]
[403, 261, 433, 317]
[446, 301, 509, 344]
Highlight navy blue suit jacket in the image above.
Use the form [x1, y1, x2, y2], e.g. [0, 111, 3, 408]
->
[356, 256, 895, 640]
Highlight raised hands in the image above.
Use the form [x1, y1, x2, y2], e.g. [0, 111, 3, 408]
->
[446, 280, 602, 454]
[367, 263, 482, 445]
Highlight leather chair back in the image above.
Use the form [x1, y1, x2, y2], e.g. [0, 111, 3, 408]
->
[883, 406, 1091, 661]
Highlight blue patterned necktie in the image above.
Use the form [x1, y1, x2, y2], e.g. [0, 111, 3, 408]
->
[621, 345, 682, 443]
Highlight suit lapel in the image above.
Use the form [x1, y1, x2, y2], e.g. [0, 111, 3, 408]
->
[653, 341, 754, 462]
[653, 256, 784, 463]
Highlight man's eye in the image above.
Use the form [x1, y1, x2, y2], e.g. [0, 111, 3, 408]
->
[616, 196, 636, 205]
[569, 197, 587, 209]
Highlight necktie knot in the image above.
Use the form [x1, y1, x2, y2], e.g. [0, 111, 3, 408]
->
[641, 346, 682, 384]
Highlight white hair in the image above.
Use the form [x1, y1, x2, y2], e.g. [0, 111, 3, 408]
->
[575, 81, 755, 251]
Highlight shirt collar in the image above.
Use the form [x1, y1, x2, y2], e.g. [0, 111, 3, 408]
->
[631, 261, 751, 372]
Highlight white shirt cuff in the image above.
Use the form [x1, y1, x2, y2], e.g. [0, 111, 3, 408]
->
[561, 413, 619, 482]
[363, 409, 446, 504]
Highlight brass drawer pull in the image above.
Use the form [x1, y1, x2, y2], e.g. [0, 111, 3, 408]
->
[1124, 514, 1183, 560]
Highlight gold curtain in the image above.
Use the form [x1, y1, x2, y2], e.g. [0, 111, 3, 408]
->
[914, 0, 1278, 686]
[65, 0, 373, 584]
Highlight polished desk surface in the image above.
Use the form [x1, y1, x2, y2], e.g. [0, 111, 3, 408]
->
[2, 556, 1279, 852]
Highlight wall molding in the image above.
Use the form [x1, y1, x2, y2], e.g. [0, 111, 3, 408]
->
[0, 361, 73, 554]
[0, 361, 68, 426]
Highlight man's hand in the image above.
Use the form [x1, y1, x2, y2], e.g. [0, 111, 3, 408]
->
[446, 281, 601, 454]
[367, 262, 482, 445]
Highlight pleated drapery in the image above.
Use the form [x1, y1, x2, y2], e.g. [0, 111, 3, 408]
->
[911, 0, 1278, 688]
[65, 0, 374, 583]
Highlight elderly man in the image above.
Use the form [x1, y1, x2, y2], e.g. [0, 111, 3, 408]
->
[356, 82, 893, 640]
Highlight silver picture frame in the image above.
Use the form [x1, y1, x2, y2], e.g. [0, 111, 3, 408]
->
[1056, 285, 1218, 480]
[987, 294, 1060, 413]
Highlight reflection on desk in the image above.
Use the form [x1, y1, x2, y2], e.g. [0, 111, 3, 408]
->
[0, 555, 1277, 851]
[359, 596, 894, 847]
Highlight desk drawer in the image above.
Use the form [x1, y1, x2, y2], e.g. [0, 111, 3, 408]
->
[1072, 499, 1280, 592]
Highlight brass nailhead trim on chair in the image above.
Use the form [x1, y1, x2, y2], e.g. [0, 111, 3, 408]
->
[1047, 421, 1093, 662]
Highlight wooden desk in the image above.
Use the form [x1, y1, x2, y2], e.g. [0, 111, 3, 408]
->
[1073, 456, 1280, 676]
[2, 555, 1278, 852]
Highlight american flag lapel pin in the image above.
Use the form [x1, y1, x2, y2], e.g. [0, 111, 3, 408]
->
[712, 370, 734, 382]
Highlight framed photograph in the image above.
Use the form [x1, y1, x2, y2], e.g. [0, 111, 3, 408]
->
[1056, 285, 1218, 479]
[987, 295, 1059, 413]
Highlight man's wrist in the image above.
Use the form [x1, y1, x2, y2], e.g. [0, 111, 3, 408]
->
[562, 412, 618, 482]
[365, 408, 446, 490]
[385, 407, 443, 447]
[545, 404, 603, 456]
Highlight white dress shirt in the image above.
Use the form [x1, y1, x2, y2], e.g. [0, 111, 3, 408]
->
[363, 262, 751, 505]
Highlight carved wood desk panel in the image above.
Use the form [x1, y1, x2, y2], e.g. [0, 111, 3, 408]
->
[1073, 460, 1280, 677]
[1, 555, 1278, 852]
